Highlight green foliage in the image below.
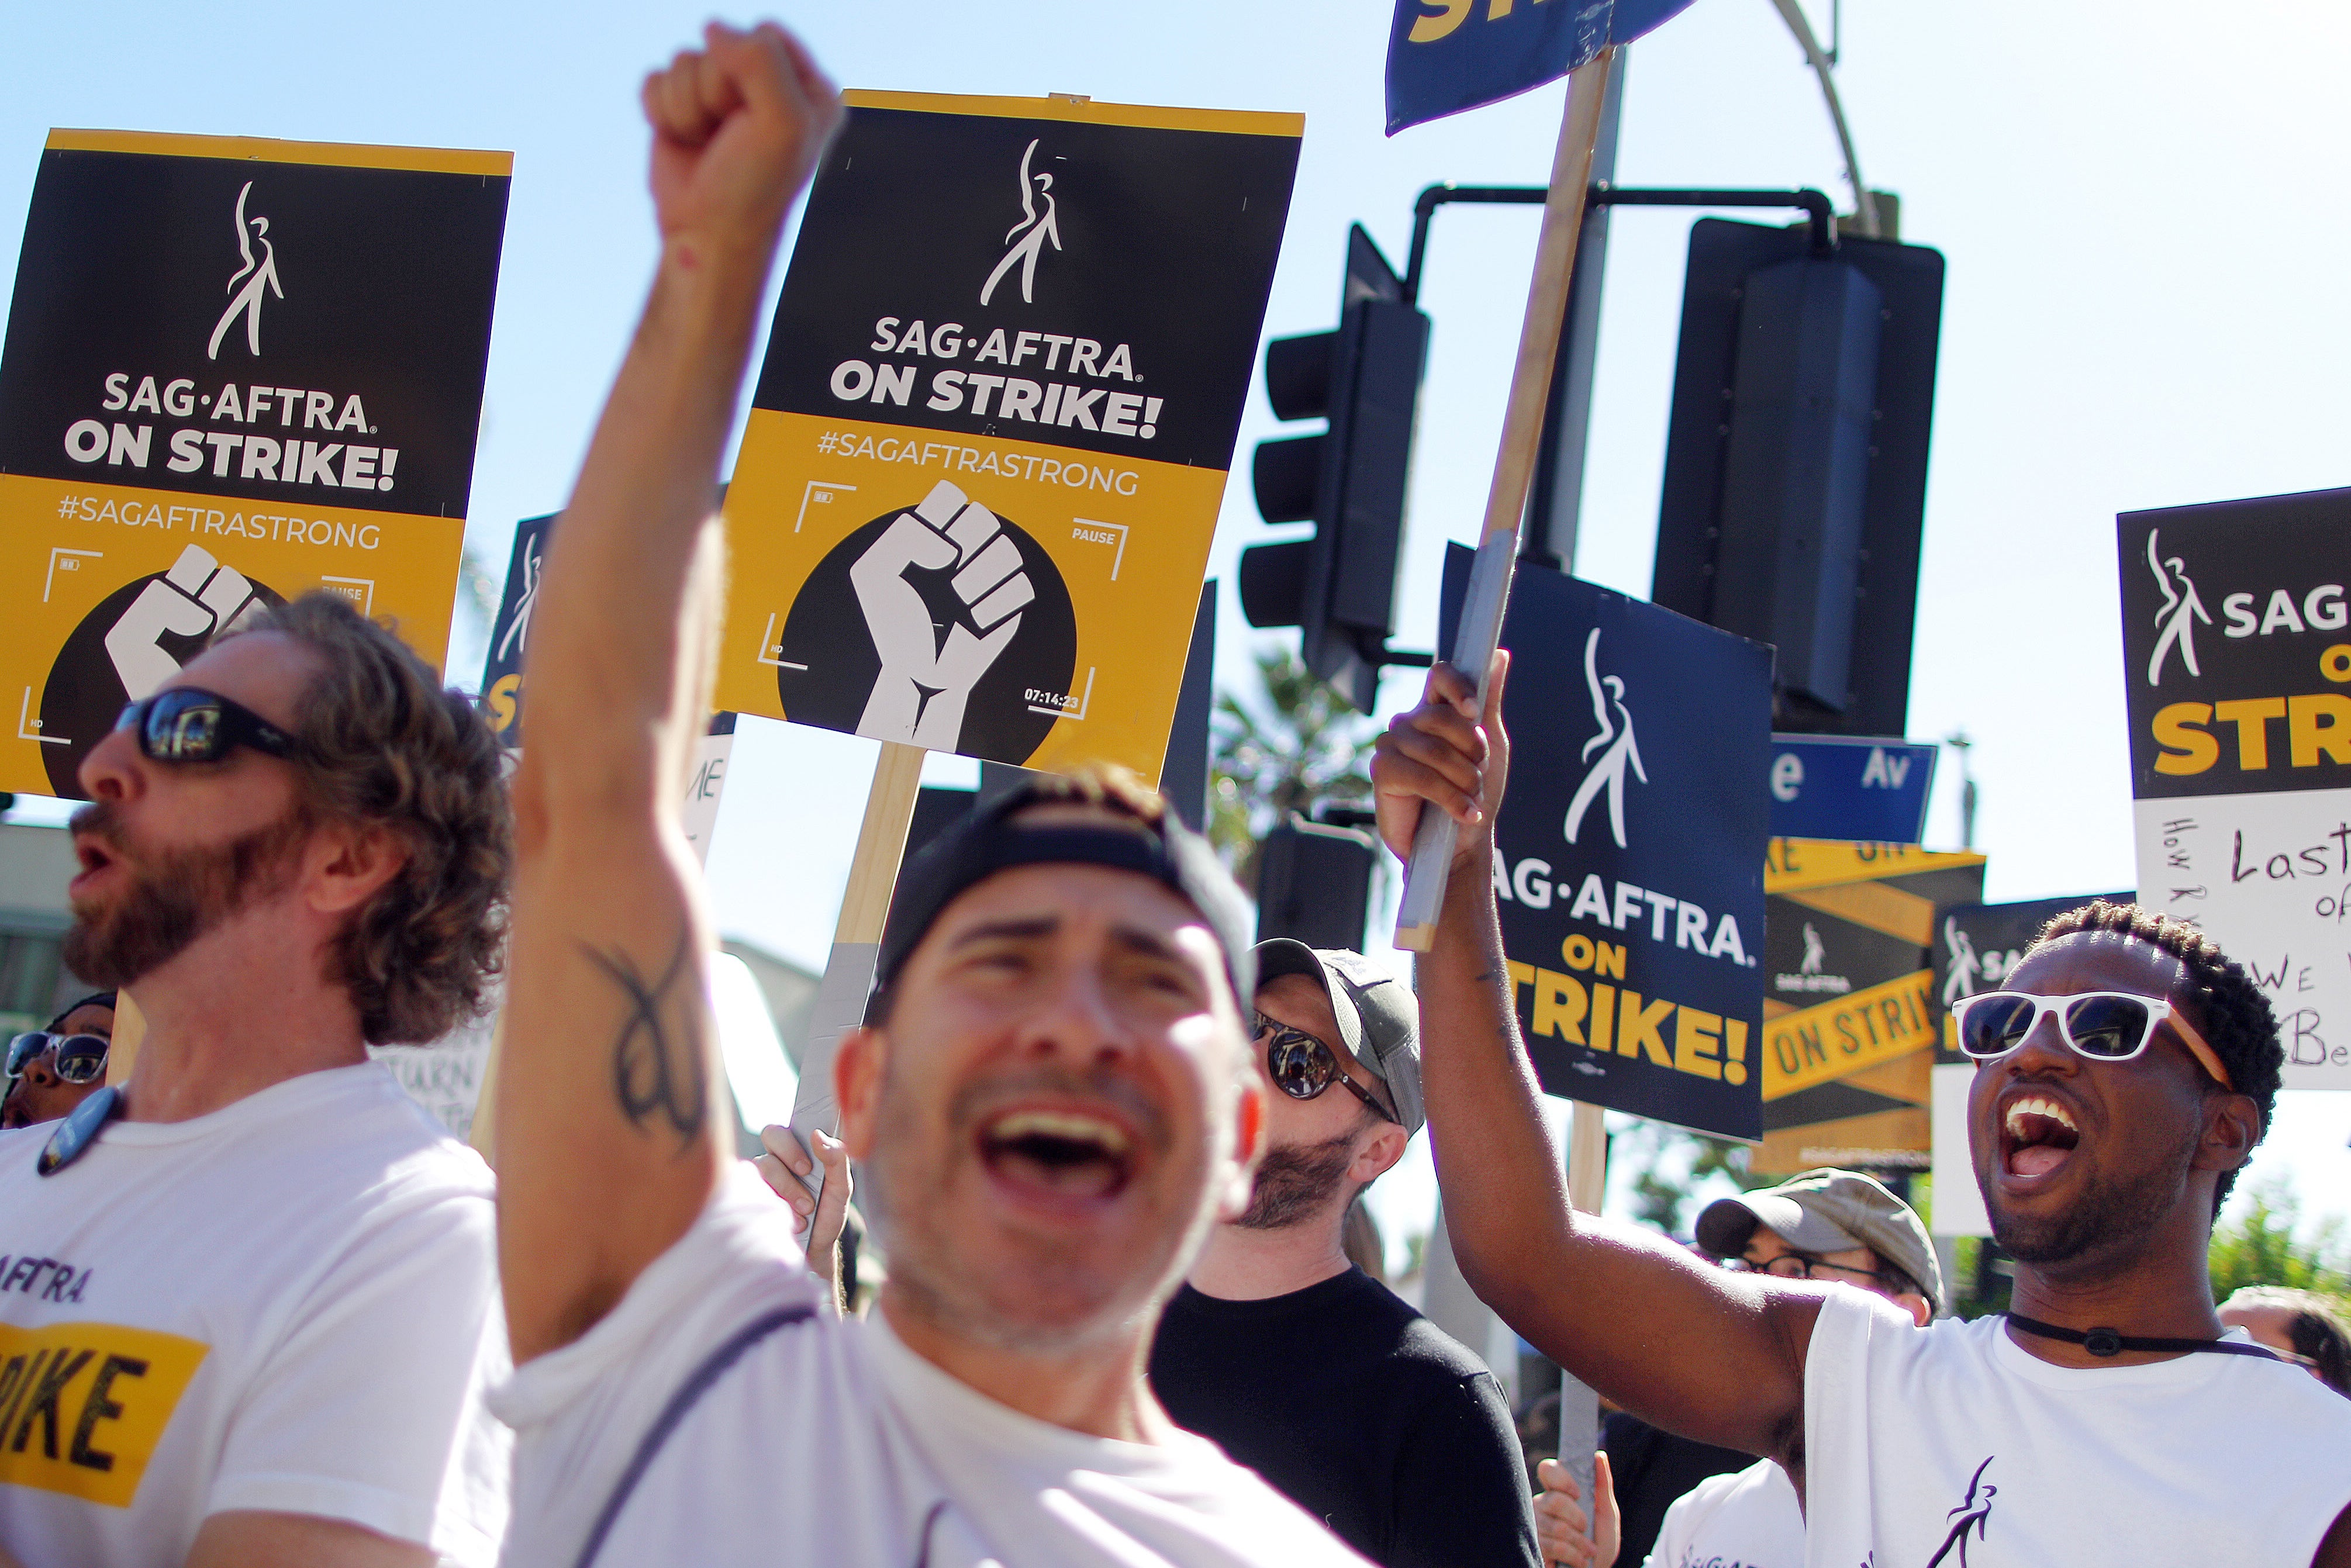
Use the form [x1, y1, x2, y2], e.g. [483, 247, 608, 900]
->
[1209, 645, 1377, 893]
[2209, 1177, 2351, 1305]
[1614, 1123, 1779, 1234]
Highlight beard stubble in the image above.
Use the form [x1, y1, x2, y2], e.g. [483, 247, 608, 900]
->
[63, 801, 310, 989]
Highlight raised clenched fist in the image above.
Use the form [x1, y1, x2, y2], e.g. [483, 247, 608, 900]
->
[104, 544, 267, 700]
[851, 481, 1032, 752]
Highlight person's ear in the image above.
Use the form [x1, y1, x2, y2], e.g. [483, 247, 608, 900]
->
[834, 1025, 886, 1161]
[1213, 1077, 1264, 1224]
[1352, 1119, 1408, 1184]
[1895, 1291, 1933, 1328]
[305, 821, 408, 916]
[2193, 1090, 2262, 1177]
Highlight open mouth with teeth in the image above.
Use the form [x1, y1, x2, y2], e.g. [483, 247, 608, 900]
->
[978, 1108, 1137, 1204]
[2001, 1093, 2080, 1180]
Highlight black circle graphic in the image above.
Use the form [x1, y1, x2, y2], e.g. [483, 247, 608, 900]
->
[39, 571, 287, 798]
[772, 501, 1076, 766]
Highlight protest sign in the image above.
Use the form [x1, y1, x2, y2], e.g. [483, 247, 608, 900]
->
[1444, 546, 1773, 1140]
[2119, 486, 2351, 1089]
[1768, 734, 1938, 843]
[1385, 0, 1694, 133]
[479, 513, 550, 747]
[713, 92, 1297, 786]
[1755, 838, 1984, 1173]
[1925, 892, 2127, 1234]
[0, 130, 508, 798]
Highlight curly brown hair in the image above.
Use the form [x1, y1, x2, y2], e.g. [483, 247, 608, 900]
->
[247, 593, 512, 1044]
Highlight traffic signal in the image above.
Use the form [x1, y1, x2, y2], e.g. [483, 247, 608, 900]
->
[1240, 226, 1431, 713]
[1254, 812, 1379, 951]
[1650, 218, 1945, 737]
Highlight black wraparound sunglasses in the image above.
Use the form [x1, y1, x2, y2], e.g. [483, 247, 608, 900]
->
[1253, 1010, 1397, 1124]
[115, 688, 299, 766]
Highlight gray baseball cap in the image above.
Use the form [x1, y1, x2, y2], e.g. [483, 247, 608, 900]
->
[1252, 940, 1424, 1135]
[1694, 1168, 1943, 1314]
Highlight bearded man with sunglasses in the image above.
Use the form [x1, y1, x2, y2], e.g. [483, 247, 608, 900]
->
[1373, 655, 2351, 1568]
[0, 597, 513, 1568]
[1148, 940, 1541, 1568]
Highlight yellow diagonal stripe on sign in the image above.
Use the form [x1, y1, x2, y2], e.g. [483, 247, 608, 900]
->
[0, 1321, 208, 1507]
[44, 129, 510, 177]
[1763, 838, 1985, 895]
[1762, 969, 1937, 1101]
[841, 91, 1302, 139]
[1776, 879, 1937, 947]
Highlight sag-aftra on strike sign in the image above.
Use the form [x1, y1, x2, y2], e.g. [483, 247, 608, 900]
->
[2121, 486, 2351, 1089]
[715, 92, 1297, 782]
[0, 130, 506, 799]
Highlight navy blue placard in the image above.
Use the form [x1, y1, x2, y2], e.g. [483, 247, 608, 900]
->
[1767, 735, 1938, 843]
[1385, 0, 1695, 134]
[1441, 546, 1771, 1138]
[478, 513, 554, 748]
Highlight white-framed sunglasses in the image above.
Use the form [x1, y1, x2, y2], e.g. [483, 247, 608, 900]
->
[1948, 990, 2232, 1090]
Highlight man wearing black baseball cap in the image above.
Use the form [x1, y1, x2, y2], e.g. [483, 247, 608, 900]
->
[489, 25, 1368, 1565]
[1150, 941, 1539, 1568]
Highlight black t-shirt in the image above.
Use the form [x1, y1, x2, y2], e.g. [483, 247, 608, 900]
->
[1149, 1269, 1540, 1568]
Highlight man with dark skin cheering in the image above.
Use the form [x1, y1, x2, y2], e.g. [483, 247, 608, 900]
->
[1370, 653, 2351, 1567]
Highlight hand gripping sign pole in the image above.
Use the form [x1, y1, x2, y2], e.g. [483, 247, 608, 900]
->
[1394, 49, 1619, 954]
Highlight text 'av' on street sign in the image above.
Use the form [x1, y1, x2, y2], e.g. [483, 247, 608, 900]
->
[1755, 837, 1984, 1173]
[2120, 486, 2351, 1089]
[1768, 734, 1939, 844]
[713, 92, 1299, 785]
[1926, 892, 2129, 1235]
[1444, 546, 1773, 1141]
[0, 130, 509, 799]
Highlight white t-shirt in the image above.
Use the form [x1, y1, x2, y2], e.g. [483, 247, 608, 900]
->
[1646, 1458, 1803, 1568]
[493, 1164, 1370, 1568]
[1803, 1289, 2351, 1567]
[0, 1062, 510, 1567]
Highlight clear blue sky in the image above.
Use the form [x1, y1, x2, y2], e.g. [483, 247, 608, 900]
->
[5, 0, 2346, 1240]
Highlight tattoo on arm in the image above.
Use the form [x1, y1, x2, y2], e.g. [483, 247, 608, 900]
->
[581, 932, 708, 1150]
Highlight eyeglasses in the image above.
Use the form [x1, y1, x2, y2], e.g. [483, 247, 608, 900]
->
[1725, 1253, 1906, 1289]
[1949, 989, 2233, 1090]
[4, 1032, 110, 1086]
[115, 688, 298, 766]
[1253, 1010, 1397, 1124]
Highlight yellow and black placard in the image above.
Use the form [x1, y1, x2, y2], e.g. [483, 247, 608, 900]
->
[714, 92, 1300, 782]
[0, 130, 509, 798]
[1752, 838, 1985, 1173]
[0, 1319, 207, 1507]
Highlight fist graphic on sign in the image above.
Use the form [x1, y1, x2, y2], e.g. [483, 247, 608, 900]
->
[852, 481, 1035, 752]
[103, 544, 269, 700]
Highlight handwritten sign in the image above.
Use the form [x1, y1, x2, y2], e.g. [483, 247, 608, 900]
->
[2119, 488, 2351, 1089]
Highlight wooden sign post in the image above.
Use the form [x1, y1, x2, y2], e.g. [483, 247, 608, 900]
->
[1395, 48, 1619, 953]
[785, 741, 926, 1170]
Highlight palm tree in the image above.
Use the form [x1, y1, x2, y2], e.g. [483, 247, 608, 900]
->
[1209, 647, 1378, 894]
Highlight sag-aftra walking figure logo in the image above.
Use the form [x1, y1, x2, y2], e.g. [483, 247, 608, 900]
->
[2145, 527, 2208, 686]
[979, 139, 1061, 309]
[1563, 627, 1646, 849]
[207, 181, 284, 361]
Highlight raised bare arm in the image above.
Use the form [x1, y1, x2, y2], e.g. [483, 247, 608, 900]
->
[496, 23, 840, 1362]
[1373, 655, 1818, 1459]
